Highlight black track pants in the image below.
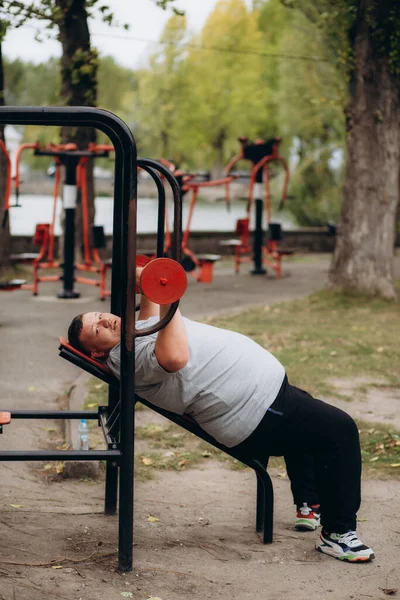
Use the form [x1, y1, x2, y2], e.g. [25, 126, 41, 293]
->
[234, 376, 362, 533]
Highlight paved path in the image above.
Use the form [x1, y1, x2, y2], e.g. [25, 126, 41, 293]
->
[1, 254, 399, 600]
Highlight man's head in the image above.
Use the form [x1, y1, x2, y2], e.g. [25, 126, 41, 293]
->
[68, 312, 121, 359]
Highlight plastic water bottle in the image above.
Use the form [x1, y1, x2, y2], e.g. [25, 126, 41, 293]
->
[77, 419, 89, 451]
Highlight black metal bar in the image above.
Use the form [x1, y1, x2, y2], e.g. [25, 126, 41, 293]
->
[138, 158, 182, 261]
[58, 155, 80, 298]
[34, 149, 109, 158]
[251, 198, 266, 275]
[105, 461, 119, 516]
[256, 473, 265, 533]
[0, 106, 137, 573]
[99, 411, 118, 448]
[136, 160, 165, 258]
[0, 450, 121, 461]
[7, 410, 98, 419]
[132, 158, 183, 339]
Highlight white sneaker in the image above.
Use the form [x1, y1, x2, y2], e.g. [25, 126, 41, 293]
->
[316, 529, 375, 562]
[295, 503, 321, 531]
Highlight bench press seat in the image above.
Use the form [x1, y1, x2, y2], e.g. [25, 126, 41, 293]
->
[58, 337, 274, 543]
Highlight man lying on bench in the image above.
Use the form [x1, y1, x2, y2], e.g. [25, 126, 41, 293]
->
[66, 267, 375, 564]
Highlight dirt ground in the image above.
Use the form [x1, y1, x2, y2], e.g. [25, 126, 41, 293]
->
[1, 255, 399, 600]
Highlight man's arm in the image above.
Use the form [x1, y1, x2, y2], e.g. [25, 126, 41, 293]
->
[137, 267, 159, 321]
[136, 266, 189, 373]
[155, 304, 189, 373]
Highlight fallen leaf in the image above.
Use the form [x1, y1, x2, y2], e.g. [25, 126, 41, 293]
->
[178, 459, 188, 467]
[28, 386, 35, 392]
[46, 427, 56, 433]
[387, 440, 400, 447]
[163, 451, 175, 458]
[201, 451, 212, 457]
[51, 565, 63, 569]
[376, 347, 385, 353]
[87, 402, 97, 408]
[380, 588, 398, 596]
[142, 457, 153, 466]
[389, 463, 400, 468]
[9, 504, 24, 508]
[43, 463, 53, 470]
[120, 593, 133, 598]
[56, 463, 64, 474]
[369, 456, 379, 462]
[148, 597, 163, 600]
[357, 518, 368, 522]
[94, 384, 103, 390]
[147, 516, 159, 523]
[330, 351, 337, 356]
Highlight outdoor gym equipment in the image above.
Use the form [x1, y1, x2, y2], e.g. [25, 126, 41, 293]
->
[0, 106, 188, 573]
[160, 158, 240, 283]
[0, 107, 276, 573]
[136, 254, 187, 304]
[6, 141, 113, 297]
[0, 139, 12, 228]
[221, 137, 293, 277]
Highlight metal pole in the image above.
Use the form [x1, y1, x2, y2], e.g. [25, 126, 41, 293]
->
[58, 156, 80, 298]
[251, 182, 266, 275]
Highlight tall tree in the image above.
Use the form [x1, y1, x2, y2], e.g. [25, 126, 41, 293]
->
[184, 0, 269, 176]
[135, 14, 188, 161]
[259, 0, 345, 225]
[281, 0, 400, 299]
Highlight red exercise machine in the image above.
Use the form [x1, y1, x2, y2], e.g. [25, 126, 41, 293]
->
[221, 137, 293, 278]
[5, 142, 113, 298]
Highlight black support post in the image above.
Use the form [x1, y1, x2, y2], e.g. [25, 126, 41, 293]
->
[251, 189, 266, 275]
[58, 156, 80, 298]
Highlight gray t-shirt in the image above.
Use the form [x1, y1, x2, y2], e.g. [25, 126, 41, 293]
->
[107, 316, 285, 448]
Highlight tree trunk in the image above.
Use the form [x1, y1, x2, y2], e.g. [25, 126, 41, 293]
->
[328, 4, 400, 300]
[211, 129, 226, 180]
[56, 0, 98, 261]
[0, 40, 11, 276]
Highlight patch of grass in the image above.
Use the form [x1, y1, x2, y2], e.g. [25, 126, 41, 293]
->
[133, 422, 286, 480]
[209, 287, 400, 398]
[358, 420, 400, 477]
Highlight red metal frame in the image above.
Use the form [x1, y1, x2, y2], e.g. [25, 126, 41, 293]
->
[223, 137, 292, 278]
[162, 170, 240, 283]
[8, 142, 115, 297]
[76, 143, 116, 300]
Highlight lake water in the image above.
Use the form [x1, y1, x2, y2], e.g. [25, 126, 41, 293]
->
[8, 194, 296, 236]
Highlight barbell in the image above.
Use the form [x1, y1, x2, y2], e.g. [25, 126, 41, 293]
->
[136, 255, 187, 304]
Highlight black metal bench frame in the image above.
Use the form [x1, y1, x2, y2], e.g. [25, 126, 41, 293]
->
[58, 339, 274, 544]
[0, 107, 273, 574]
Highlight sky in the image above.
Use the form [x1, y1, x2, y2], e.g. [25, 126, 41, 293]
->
[3, 0, 253, 69]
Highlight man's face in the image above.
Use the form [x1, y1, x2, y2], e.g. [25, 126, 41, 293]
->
[80, 312, 121, 358]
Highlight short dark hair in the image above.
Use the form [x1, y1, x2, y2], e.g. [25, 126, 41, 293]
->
[68, 314, 88, 355]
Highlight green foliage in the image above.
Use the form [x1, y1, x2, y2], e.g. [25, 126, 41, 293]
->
[288, 151, 343, 225]
[156, 0, 184, 17]
[280, 1, 400, 76]
[68, 47, 99, 105]
[210, 284, 400, 399]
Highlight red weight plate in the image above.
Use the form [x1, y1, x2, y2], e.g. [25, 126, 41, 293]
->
[140, 258, 187, 304]
[136, 255, 152, 293]
[136, 254, 152, 267]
